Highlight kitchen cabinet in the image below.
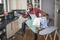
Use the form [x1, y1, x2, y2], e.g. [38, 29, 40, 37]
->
[6, 22, 12, 38]
[7, 0, 41, 11]
[16, 0, 27, 10]
[7, 0, 27, 11]
[6, 19, 18, 38]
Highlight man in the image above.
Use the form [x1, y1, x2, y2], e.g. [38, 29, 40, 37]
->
[20, 3, 47, 40]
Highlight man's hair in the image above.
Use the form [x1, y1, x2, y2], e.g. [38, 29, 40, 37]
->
[27, 3, 33, 6]
[46, 14, 49, 16]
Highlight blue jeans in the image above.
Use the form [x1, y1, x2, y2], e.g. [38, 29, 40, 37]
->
[22, 20, 38, 40]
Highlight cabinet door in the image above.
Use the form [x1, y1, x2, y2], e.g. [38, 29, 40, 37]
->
[11, 21, 16, 36]
[6, 23, 12, 38]
[14, 20, 18, 32]
[16, 0, 27, 9]
[11, 20, 19, 36]
[6, 20, 18, 38]
[10, 0, 27, 10]
[12, 20, 18, 34]
[10, 0, 16, 10]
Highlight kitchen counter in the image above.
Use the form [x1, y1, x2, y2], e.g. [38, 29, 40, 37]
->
[0, 17, 18, 30]
[5, 17, 18, 25]
[5, 16, 19, 39]
[0, 16, 19, 40]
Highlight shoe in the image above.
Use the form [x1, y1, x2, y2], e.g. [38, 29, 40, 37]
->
[18, 31, 25, 37]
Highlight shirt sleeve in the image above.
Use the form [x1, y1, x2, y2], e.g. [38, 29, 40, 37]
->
[37, 8, 41, 13]
[25, 13, 29, 18]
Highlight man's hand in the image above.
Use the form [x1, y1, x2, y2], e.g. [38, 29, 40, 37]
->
[20, 13, 26, 15]
[20, 13, 27, 18]
[22, 15, 27, 18]
[40, 10, 48, 19]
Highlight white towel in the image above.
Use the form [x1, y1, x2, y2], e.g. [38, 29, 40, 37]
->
[33, 18, 41, 28]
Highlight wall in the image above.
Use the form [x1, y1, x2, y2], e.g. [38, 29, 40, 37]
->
[41, 0, 55, 19]
[41, 0, 55, 26]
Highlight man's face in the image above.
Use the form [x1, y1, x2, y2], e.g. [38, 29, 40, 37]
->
[27, 4, 33, 10]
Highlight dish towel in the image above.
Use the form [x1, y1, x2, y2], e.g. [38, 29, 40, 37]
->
[26, 14, 38, 33]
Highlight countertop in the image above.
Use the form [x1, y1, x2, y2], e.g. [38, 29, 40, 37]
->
[0, 17, 18, 30]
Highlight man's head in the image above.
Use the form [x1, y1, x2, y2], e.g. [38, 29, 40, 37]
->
[27, 3, 33, 10]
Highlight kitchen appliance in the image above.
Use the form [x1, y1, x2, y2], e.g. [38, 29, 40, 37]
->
[0, 4, 4, 15]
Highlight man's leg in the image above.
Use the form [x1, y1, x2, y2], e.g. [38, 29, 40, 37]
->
[20, 20, 26, 36]
[34, 33, 38, 40]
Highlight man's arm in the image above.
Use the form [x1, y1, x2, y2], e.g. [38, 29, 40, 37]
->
[37, 8, 48, 19]
[40, 10, 48, 19]
[20, 13, 29, 18]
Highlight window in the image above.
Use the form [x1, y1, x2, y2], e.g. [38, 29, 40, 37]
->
[34, 0, 40, 8]
[0, 0, 3, 3]
[27, 0, 32, 5]
[27, 0, 41, 9]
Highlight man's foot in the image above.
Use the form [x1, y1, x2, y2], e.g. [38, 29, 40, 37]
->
[18, 31, 25, 37]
